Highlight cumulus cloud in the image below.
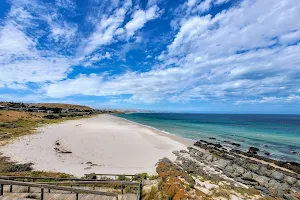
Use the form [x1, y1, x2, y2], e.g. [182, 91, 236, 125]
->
[80, 7, 128, 56]
[0, 0, 74, 89]
[2, 0, 300, 108]
[79, 1, 160, 56]
[125, 5, 160, 38]
[42, 0, 300, 105]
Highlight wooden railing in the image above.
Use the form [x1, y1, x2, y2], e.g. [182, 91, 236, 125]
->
[0, 175, 143, 200]
[0, 179, 119, 200]
[84, 173, 138, 180]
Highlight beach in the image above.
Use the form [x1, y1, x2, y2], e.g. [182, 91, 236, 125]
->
[0, 114, 190, 177]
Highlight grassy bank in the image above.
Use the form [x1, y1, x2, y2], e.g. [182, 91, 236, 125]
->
[0, 110, 95, 177]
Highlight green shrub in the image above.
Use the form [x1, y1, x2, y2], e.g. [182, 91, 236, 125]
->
[117, 175, 130, 181]
[2, 163, 33, 172]
[149, 174, 159, 180]
[0, 122, 21, 128]
[44, 114, 60, 119]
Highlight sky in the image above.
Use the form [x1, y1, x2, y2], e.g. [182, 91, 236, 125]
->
[0, 0, 300, 114]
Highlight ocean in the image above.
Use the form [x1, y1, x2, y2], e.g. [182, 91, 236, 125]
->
[117, 113, 300, 163]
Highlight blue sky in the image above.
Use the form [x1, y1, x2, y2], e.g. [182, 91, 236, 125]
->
[0, 0, 300, 113]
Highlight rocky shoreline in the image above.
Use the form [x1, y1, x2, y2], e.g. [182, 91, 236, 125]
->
[171, 140, 300, 199]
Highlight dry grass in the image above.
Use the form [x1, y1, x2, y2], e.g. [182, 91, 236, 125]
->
[0, 110, 45, 123]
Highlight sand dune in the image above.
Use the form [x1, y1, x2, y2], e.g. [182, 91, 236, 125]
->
[0, 114, 190, 176]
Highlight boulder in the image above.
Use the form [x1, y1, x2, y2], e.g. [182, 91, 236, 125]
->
[212, 156, 218, 162]
[259, 166, 272, 177]
[242, 171, 254, 180]
[254, 175, 270, 187]
[297, 180, 300, 189]
[179, 149, 188, 154]
[268, 180, 284, 197]
[264, 152, 271, 156]
[255, 186, 269, 195]
[271, 170, 285, 181]
[230, 142, 241, 147]
[205, 155, 213, 162]
[216, 159, 231, 169]
[225, 165, 235, 173]
[283, 194, 299, 200]
[247, 163, 260, 172]
[233, 165, 245, 177]
[281, 183, 291, 192]
[284, 176, 297, 185]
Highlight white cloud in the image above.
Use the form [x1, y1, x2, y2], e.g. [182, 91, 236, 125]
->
[125, 5, 160, 38]
[236, 95, 300, 105]
[279, 31, 300, 44]
[0, 1, 74, 88]
[42, 0, 300, 105]
[79, 3, 160, 57]
[80, 7, 128, 56]
[55, 0, 76, 10]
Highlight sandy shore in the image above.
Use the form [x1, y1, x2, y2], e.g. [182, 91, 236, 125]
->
[0, 114, 191, 177]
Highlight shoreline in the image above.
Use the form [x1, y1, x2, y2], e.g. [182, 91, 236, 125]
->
[0, 114, 188, 176]
[115, 115, 194, 147]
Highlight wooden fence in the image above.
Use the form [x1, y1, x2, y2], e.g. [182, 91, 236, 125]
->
[0, 179, 119, 200]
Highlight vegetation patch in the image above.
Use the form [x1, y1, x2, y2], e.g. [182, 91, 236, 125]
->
[1, 163, 33, 173]
[144, 158, 199, 200]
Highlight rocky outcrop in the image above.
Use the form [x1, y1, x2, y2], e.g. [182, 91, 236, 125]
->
[172, 141, 300, 199]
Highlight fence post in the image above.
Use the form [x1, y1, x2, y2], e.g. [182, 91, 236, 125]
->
[0, 184, 3, 196]
[76, 193, 79, 200]
[139, 181, 142, 200]
[27, 186, 30, 193]
[9, 185, 12, 192]
[121, 183, 123, 194]
[41, 188, 44, 200]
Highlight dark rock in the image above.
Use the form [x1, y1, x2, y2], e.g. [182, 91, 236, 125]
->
[255, 186, 269, 194]
[264, 152, 271, 156]
[230, 142, 241, 147]
[248, 147, 260, 154]
[263, 144, 269, 148]
[209, 137, 216, 140]
[283, 194, 299, 200]
[86, 173, 97, 179]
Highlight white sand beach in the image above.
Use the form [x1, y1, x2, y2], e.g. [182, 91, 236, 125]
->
[0, 114, 191, 177]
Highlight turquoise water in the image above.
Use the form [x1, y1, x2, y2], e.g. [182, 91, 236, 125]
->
[117, 113, 300, 162]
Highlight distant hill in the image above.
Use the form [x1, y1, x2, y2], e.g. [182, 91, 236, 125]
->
[0, 102, 93, 111]
[29, 103, 93, 111]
